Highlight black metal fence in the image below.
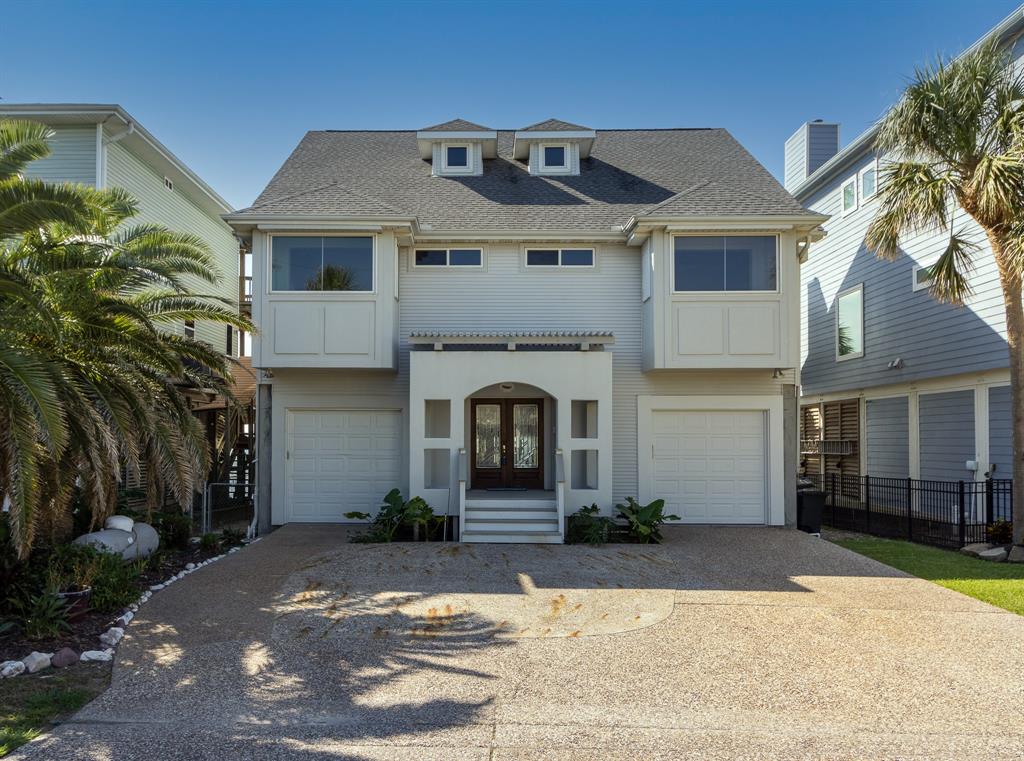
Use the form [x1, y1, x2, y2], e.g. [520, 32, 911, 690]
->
[804, 473, 1013, 549]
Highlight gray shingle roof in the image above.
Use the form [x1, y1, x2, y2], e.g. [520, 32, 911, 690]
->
[519, 118, 592, 132]
[420, 118, 492, 132]
[235, 128, 816, 229]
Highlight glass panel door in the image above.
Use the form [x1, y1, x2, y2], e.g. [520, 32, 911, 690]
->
[474, 404, 501, 469]
[512, 404, 539, 468]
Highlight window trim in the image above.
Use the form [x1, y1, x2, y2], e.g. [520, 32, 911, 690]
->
[412, 247, 484, 268]
[835, 284, 865, 362]
[859, 158, 878, 203]
[840, 175, 858, 216]
[669, 233, 780, 294]
[267, 232, 377, 295]
[441, 142, 473, 174]
[912, 261, 936, 292]
[184, 319, 195, 339]
[539, 143, 571, 174]
[523, 247, 596, 269]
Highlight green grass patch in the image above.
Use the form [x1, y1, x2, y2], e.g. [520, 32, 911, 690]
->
[0, 664, 110, 757]
[835, 537, 1024, 615]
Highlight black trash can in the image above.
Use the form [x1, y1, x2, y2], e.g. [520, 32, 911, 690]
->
[797, 487, 824, 534]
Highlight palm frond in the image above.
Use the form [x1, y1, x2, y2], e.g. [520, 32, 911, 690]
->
[928, 231, 978, 305]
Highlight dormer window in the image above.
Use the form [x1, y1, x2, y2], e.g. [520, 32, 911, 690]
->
[442, 144, 471, 174]
[541, 144, 568, 172]
[416, 119, 496, 177]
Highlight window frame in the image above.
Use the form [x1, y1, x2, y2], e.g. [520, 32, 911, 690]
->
[184, 319, 195, 339]
[539, 143, 571, 174]
[412, 247, 484, 269]
[669, 233, 780, 294]
[835, 284, 865, 362]
[912, 261, 936, 292]
[441, 142, 473, 174]
[268, 233, 377, 295]
[859, 158, 878, 203]
[840, 175, 858, 216]
[523, 247, 596, 269]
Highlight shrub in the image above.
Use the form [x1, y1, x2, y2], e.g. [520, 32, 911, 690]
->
[199, 532, 220, 552]
[615, 497, 680, 544]
[155, 511, 192, 551]
[89, 554, 143, 613]
[10, 593, 70, 641]
[566, 504, 614, 545]
[986, 520, 1013, 545]
[345, 488, 435, 542]
[45, 544, 101, 593]
[220, 528, 246, 548]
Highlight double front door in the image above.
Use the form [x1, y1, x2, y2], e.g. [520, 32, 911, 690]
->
[471, 398, 544, 489]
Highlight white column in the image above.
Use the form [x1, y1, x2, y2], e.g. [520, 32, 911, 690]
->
[908, 390, 921, 480]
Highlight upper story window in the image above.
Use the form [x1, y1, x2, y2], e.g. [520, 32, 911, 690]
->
[860, 163, 877, 201]
[835, 285, 864, 360]
[271, 235, 374, 292]
[414, 248, 483, 267]
[541, 144, 568, 172]
[442, 144, 471, 173]
[673, 235, 777, 292]
[841, 176, 857, 215]
[525, 248, 594, 267]
[912, 262, 934, 291]
[184, 319, 195, 338]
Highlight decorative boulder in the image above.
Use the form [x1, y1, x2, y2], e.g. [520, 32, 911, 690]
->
[74, 528, 135, 555]
[51, 648, 79, 668]
[960, 543, 992, 558]
[23, 651, 52, 673]
[104, 515, 135, 532]
[99, 627, 124, 647]
[1008, 545, 1024, 564]
[978, 547, 1008, 563]
[122, 523, 159, 560]
[1, 660, 25, 678]
[79, 649, 113, 663]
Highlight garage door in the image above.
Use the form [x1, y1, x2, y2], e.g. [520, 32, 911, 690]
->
[285, 409, 401, 522]
[652, 410, 766, 524]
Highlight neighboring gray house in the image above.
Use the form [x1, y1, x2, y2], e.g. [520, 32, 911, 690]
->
[0, 104, 241, 357]
[788, 8, 1023, 486]
[226, 118, 825, 542]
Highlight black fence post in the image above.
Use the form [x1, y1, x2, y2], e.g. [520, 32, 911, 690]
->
[906, 477, 913, 542]
[864, 475, 871, 534]
[958, 480, 966, 547]
[830, 472, 837, 525]
[985, 478, 994, 525]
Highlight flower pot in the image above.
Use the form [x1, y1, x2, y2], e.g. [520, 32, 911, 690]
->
[57, 586, 92, 622]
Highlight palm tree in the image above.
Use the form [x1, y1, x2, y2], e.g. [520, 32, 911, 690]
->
[0, 119, 254, 557]
[865, 38, 1024, 544]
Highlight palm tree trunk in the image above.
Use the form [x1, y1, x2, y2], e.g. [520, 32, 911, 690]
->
[990, 232, 1024, 545]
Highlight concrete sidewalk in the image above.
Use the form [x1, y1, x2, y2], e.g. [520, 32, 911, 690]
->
[11, 525, 1024, 759]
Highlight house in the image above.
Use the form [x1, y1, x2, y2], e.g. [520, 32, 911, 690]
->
[788, 7, 1024, 487]
[225, 118, 825, 542]
[0, 103, 255, 490]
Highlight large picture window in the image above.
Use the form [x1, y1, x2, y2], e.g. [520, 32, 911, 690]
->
[835, 285, 864, 360]
[271, 236, 373, 292]
[673, 235, 777, 292]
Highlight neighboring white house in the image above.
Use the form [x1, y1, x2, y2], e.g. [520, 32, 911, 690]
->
[0, 103, 241, 357]
[226, 118, 826, 542]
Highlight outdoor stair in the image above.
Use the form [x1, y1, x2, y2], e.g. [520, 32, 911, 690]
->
[462, 497, 562, 544]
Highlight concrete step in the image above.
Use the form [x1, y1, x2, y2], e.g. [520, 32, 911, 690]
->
[464, 498, 557, 510]
[461, 529, 563, 544]
[464, 518, 560, 533]
[465, 507, 558, 521]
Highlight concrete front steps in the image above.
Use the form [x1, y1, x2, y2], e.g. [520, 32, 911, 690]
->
[461, 498, 562, 544]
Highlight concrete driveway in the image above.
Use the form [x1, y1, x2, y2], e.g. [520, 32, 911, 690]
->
[12, 525, 1024, 760]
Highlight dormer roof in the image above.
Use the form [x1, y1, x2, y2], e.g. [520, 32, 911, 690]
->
[416, 118, 497, 159]
[512, 118, 597, 160]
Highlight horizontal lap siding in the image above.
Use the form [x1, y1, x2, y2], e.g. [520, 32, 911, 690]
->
[866, 396, 909, 478]
[989, 385, 1012, 478]
[919, 390, 975, 481]
[21, 125, 96, 185]
[106, 141, 237, 353]
[395, 244, 787, 505]
[800, 149, 1008, 396]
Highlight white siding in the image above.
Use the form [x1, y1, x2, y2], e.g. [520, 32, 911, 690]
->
[19, 125, 96, 186]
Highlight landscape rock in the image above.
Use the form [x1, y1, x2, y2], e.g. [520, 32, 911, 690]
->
[1, 660, 25, 678]
[104, 515, 135, 532]
[1008, 545, 1024, 564]
[978, 547, 1008, 563]
[51, 648, 79, 668]
[80, 649, 113, 663]
[117, 611, 134, 627]
[99, 627, 124, 647]
[185, 562, 196, 571]
[150, 583, 165, 591]
[23, 651, 52, 673]
[960, 543, 991, 557]
[74, 528, 134, 555]
[122, 523, 159, 560]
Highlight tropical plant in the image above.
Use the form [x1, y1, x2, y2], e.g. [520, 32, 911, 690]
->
[864, 38, 1024, 543]
[87, 554, 142, 613]
[566, 504, 614, 545]
[615, 497, 679, 544]
[345, 488, 435, 542]
[220, 527, 246, 547]
[154, 511, 193, 551]
[0, 118, 254, 558]
[199, 532, 220, 552]
[9, 592, 70, 640]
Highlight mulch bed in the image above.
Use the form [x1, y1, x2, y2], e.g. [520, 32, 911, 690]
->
[0, 542, 230, 662]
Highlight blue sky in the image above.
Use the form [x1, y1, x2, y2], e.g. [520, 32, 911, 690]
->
[4, 0, 1019, 208]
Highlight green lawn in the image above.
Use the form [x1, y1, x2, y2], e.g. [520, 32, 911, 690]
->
[0, 664, 109, 757]
[835, 537, 1024, 615]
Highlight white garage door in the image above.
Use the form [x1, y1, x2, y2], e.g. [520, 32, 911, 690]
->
[285, 409, 401, 522]
[652, 410, 766, 524]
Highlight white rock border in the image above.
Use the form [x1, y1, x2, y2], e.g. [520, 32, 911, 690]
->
[1, 537, 258, 679]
